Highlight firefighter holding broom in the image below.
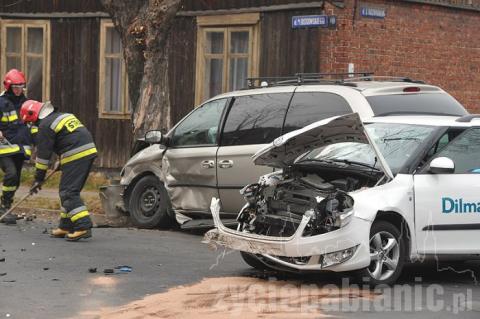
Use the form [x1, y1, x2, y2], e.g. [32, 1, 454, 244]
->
[0, 69, 32, 225]
[20, 100, 97, 241]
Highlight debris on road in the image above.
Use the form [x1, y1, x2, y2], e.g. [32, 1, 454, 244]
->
[0, 257, 5, 262]
[88, 268, 97, 273]
[101, 265, 133, 275]
[114, 265, 132, 273]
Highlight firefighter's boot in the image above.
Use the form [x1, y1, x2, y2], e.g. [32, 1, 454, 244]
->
[66, 229, 92, 241]
[0, 195, 17, 225]
[50, 228, 70, 238]
[51, 217, 74, 238]
[66, 214, 93, 241]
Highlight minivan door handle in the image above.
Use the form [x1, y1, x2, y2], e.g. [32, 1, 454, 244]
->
[201, 160, 215, 169]
[218, 160, 234, 169]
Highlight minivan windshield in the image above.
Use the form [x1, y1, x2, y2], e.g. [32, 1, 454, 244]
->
[297, 123, 437, 174]
[367, 93, 468, 117]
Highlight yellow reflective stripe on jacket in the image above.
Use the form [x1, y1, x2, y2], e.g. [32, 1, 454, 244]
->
[2, 185, 16, 192]
[70, 210, 89, 222]
[35, 162, 48, 170]
[0, 145, 20, 154]
[53, 115, 76, 133]
[60, 147, 97, 165]
[60, 212, 69, 218]
[30, 126, 39, 134]
[1, 111, 18, 123]
[24, 146, 32, 156]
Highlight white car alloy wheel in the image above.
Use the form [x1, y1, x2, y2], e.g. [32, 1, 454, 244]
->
[368, 230, 400, 281]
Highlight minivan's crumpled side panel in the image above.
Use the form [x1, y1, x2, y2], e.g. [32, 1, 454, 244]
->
[162, 146, 219, 213]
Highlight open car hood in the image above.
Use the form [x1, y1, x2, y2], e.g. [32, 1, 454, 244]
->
[253, 113, 394, 180]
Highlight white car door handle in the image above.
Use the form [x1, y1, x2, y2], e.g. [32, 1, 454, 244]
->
[201, 160, 215, 169]
[218, 160, 234, 169]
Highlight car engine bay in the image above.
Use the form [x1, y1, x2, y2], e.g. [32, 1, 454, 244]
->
[237, 166, 381, 238]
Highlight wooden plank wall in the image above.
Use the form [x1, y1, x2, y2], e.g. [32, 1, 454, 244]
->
[0, 0, 103, 12]
[168, 16, 197, 125]
[167, 7, 322, 126]
[50, 17, 132, 169]
[181, 0, 325, 11]
[260, 9, 321, 76]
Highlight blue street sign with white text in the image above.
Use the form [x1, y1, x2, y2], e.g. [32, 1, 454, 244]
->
[292, 15, 328, 28]
[360, 7, 386, 19]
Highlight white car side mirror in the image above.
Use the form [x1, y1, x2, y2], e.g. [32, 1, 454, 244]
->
[429, 157, 455, 174]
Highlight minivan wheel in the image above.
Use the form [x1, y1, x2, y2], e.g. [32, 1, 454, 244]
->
[128, 175, 173, 229]
[356, 221, 405, 286]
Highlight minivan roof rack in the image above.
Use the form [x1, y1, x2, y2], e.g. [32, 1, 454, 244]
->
[245, 72, 373, 89]
[455, 114, 480, 122]
[344, 75, 425, 84]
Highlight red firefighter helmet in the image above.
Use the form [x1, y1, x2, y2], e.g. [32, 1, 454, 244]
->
[20, 100, 44, 123]
[3, 69, 26, 91]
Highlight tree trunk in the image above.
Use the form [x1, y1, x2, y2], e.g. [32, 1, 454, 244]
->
[101, 0, 182, 139]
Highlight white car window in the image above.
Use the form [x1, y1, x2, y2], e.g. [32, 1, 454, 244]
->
[433, 128, 480, 174]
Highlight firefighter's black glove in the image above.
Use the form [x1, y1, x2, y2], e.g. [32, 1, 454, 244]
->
[35, 168, 47, 183]
[30, 181, 43, 195]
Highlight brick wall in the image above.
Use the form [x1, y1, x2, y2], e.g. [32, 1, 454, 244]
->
[319, 0, 480, 112]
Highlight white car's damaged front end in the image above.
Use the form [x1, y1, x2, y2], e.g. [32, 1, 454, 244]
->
[204, 113, 395, 272]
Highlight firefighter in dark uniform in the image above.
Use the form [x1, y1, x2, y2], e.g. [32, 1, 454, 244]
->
[0, 69, 32, 225]
[21, 100, 97, 241]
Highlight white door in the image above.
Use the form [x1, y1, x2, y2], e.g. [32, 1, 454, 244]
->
[414, 128, 480, 254]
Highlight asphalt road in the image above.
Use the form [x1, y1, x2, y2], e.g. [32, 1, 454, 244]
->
[1, 220, 480, 318]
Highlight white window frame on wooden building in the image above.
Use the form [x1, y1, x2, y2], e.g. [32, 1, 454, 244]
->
[99, 19, 130, 120]
[0, 19, 51, 101]
[195, 13, 260, 105]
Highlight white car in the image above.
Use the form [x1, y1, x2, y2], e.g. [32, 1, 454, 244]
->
[204, 113, 480, 285]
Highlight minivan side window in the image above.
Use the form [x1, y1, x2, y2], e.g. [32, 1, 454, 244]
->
[431, 128, 480, 174]
[283, 92, 352, 134]
[171, 99, 227, 147]
[220, 93, 292, 146]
